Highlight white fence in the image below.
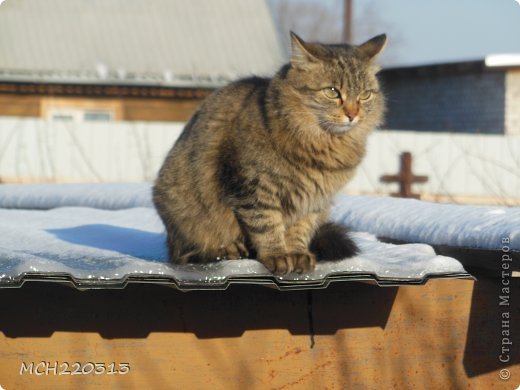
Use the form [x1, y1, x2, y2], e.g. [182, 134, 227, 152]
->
[0, 118, 183, 183]
[348, 130, 520, 205]
[0, 117, 519, 205]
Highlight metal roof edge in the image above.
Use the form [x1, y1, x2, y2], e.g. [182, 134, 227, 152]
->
[0, 69, 233, 88]
[381, 56, 520, 78]
[0, 271, 475, 291]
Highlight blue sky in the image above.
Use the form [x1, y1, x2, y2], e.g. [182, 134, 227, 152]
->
[367, 0, 520, 66]
[273, 0, 520, 66]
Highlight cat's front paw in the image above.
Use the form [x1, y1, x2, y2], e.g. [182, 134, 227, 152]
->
[260, 252, 316, 275]
[291, 252, 316, 273]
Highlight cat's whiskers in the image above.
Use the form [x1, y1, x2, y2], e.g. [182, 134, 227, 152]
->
[317, 118, 349, 134]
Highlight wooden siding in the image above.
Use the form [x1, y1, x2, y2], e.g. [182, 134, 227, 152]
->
[0, 84, 207, 122]
[121, 98, 201, 122]
[0, 93, 202, 122]
[0, 94, 41, 117]
[0, 279, 518, 389]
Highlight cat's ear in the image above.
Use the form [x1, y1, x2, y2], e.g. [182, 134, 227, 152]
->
[290, 31, 319, 68]
[358, 34, 387, 60]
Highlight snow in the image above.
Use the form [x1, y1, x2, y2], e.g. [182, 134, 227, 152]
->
[0, 183, 152, 210]
[1, 183, 516, 251]
[3, 182, 519, 287]
[485, 54, 520, 67]
[0, 203, 466, 287]
[333, 195, 520, 251]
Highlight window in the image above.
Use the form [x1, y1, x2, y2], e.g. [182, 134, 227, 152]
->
[83, 111, 113, 122]
[41, 98, 122, 122]
[48, 108, 114, 123]
[49, 114, 75, 122]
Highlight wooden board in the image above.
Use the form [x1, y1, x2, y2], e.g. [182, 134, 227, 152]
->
[0, 279, 518, 389]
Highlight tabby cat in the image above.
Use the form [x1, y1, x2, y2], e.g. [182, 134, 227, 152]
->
[153, 32, 387, 274]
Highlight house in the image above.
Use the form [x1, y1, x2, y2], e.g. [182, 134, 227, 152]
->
[0, 0, 284, 122]
[379, 56, 520, 135]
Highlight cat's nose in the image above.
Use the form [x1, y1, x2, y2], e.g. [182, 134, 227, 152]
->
[344, 104, 359, 122]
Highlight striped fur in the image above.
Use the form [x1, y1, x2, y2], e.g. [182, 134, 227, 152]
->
[153, 32, 386, 274]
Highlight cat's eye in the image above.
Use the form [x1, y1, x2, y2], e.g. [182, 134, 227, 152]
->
[358, 91, 373, 101]
[323, 87, 341, 100]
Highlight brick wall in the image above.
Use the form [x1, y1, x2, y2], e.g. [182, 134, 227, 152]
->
[380, 70, 506, 134]
[505, 69, 520, 135]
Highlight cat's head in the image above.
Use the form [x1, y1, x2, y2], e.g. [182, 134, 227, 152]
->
[282, 32, 387, 134]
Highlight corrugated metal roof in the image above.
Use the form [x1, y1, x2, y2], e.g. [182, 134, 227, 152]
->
[0, 184, 471, 290]
[0, 0, 285, 87]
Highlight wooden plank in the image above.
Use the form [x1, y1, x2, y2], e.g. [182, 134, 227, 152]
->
[0, 94, 41, 117]
[122, 98, 201, 122]
[0, 279, 518, 389]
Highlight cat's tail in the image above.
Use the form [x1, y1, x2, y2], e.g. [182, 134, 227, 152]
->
[309, 222, 359, 261]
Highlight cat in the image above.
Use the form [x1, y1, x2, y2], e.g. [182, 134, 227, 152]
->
[153, 31, 387, 275]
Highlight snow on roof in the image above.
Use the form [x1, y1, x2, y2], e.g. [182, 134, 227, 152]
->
[334, 195, 520, 252]
[0, 206, 467, 289]
[0, 0, 285, 87]
[0, 184, 469, 289]
[485, 54, 520, 67]
[0, 183, 152, 210]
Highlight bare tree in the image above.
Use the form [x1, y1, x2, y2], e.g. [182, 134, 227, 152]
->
[271, 0, 342, 44]
[269, 0, 403, 65]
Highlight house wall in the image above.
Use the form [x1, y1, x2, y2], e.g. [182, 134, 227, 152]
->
[505, 69, 520, 135]
[381, 70, 506, 134]
[0, 93, 202, 122]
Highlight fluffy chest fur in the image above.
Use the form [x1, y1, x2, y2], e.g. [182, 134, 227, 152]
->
[271, 130, 364, 222]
